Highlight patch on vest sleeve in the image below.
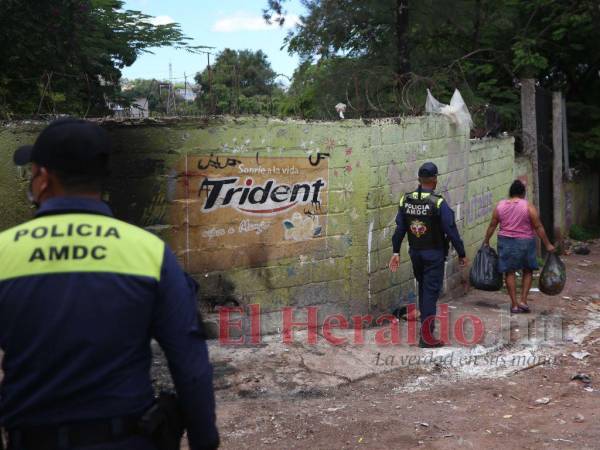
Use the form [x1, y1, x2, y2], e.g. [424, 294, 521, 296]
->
[410, 220, 428, 238]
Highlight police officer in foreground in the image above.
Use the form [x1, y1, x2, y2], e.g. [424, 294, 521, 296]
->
[0, 118, 219, 450]
[388, 162, 467, 348]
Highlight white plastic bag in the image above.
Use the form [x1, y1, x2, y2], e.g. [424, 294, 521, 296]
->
[425, 89, 445, 114]
[425, 88, 473, 129]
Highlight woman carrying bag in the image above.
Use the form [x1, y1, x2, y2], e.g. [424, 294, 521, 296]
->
[482, 180, 555, 313]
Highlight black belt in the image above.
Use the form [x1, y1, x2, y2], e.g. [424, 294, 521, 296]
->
[7, 416, 140, 450]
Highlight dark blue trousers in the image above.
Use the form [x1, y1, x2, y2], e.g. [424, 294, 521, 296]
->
[8, 436, 156, 450]
[409, 248, 446, 338]
[72, 436, 156, 450]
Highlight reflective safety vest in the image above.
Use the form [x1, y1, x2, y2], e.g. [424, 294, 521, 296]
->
[400, 190, 446, 250]
[0, 213, 165, 282]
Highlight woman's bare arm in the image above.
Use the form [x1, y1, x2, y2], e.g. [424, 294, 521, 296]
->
[483, 205, 500, 246]
[528, 204, 555, 252]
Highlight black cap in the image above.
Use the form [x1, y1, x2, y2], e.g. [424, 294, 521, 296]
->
[418, 162, 438, 178]
[13, 118, 111, 176]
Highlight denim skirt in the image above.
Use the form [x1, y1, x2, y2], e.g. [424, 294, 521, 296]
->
[497, 236, 539, 273]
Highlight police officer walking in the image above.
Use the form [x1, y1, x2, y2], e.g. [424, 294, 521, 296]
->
[388, 162, 467, 348]
[0, 118, 219, 450]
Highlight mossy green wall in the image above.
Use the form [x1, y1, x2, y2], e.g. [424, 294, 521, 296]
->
[0, 123, 44, 228]
[563, 174, 599, 232]
[0, 118, 515, 322]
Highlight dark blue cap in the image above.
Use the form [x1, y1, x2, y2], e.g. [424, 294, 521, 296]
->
[13, 117, 111, 176]
[418, 162, 438, 178]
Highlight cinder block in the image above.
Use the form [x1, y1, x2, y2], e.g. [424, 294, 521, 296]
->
[381, 125, 405, 145]
[322, 235, 353, 258]
[435, 118, 450, 139]
[328, 173, 353, 190]
[368, 166, 381, 188]
[369, 285, 402, 313]
[370, 126, 383, 147]
[330, 146, 353, 169]
[369, 268, 396, 294]
[326, 213, 352, 236]
[289, 279, 349, 306]
[402, 120, 424, 143]
[311, 257, 350, 283]
[327, 190, 349, 214]
[349, 265, 370, 292]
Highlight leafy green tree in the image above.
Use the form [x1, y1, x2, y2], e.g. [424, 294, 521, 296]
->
[264, 0, 410, 73]
[278, 58, 399, 119]
[0, 0, 197, 117]
[194, 49, 280, 115]
[266, 0, 600, 163]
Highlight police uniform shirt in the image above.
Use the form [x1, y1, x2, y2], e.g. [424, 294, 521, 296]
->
[392, 188, 466, 257]
[0, 197, 218, 449]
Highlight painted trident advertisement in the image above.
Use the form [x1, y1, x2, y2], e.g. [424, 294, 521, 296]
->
[172, 153, 329, 271]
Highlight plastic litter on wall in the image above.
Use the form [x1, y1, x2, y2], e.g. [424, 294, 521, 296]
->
[425, 88, 473, 129]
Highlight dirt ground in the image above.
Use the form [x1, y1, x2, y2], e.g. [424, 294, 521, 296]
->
[208, 240, 600, 450]
[1, 241, 598, 450]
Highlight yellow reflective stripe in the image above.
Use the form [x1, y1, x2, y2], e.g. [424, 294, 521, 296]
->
[436, 197, 444, 208]
[399, 195, 405, 207]
[0, 214, 164, 282]
[410, 191, 431, 199]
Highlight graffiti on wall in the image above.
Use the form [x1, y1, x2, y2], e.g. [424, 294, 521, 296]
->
[173, 153, 328, 271]
[466, 190, 493, 224]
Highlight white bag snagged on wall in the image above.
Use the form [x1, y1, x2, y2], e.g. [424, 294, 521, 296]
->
[425, 88, 473, 129]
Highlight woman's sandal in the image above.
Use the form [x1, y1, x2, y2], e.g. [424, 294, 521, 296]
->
[511, 306, 524, 314]
[518, 303, 531, 313]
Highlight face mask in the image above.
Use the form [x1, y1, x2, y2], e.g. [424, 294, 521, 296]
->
[27, 173, 40, 209]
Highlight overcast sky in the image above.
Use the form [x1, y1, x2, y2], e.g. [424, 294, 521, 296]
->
[122, 0, 304, 83]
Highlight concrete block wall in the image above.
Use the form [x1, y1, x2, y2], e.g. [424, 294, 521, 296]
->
[0, 123, 39, 226]
[563, 175, 599, 231]
[0, 118, 515, 329]
[366, 118, 464, 314]
[463, 139, 514, 254]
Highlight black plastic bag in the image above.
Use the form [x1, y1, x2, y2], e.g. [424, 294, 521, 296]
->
[539, 252, 567, 296]
[470, 245, 503, 291]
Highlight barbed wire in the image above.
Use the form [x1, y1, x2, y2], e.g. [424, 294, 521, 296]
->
[2, 64, 519, 130]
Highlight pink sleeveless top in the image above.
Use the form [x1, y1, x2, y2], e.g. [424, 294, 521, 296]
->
[497, 198, 535, 239]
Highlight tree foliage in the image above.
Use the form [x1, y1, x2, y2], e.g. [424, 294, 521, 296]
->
[266, 0, 600, 163]
[194, 49, 283, 115]
[279, 58, 400, 119]
[0, 0, 196, 117]
[119, 79, 164, 113]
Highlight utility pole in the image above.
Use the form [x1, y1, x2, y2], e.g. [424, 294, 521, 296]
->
[521, 78, 541, 254]
[207, 52, 214, 114]
[163, 63, 171, 116]
[184, 72, 188, 102]
[552, 91, 564, 247]
[521, 79, 540, 210]
[166, 62, 176, 115]
[195, 48, 216, 114]
[561, 96, 571, 180]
